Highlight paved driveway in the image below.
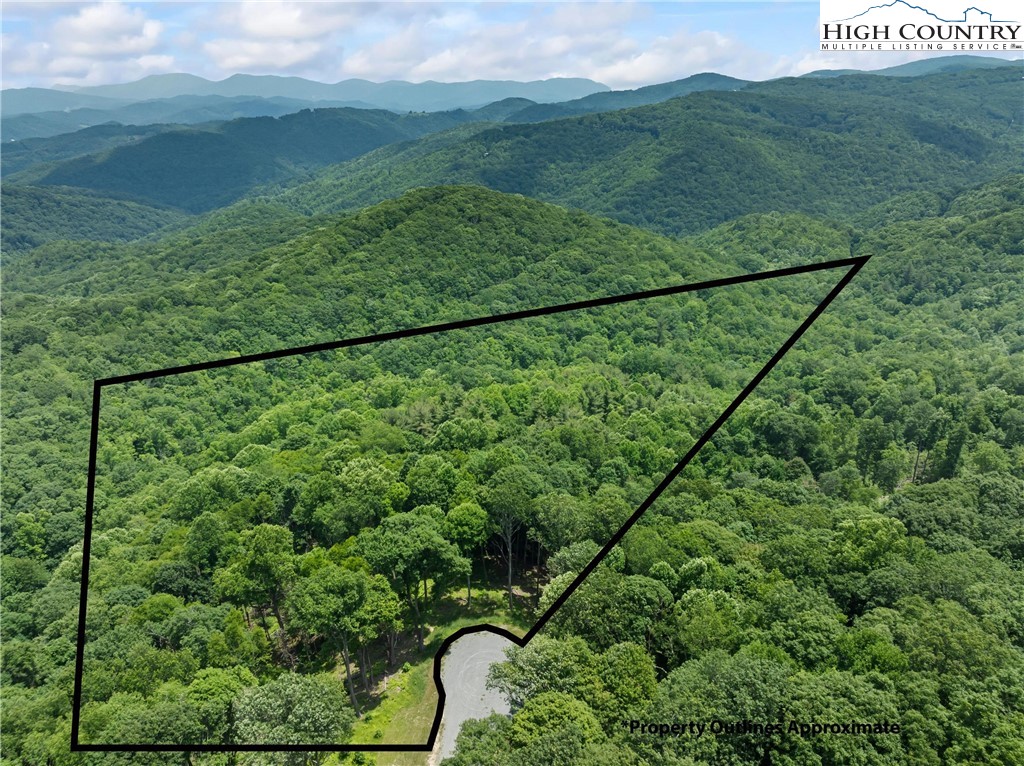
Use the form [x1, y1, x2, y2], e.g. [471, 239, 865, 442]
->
[433, 630, 515, 762]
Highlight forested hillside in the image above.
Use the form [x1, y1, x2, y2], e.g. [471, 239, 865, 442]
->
[0, 95, 393, 143]
[4, 66, 1018, 259]
[452, 176, 1024, 765]
[73, 253, 837, 749]
[3, 173, 1022, 763]
[504, 73, 749, 123]
[0, 185, 188, 252]
[2, 185, 829, 757]
[804, 53, 1017, 78]
[2, 124, 187, 176]
[2, 56, 1022, 766]
[259, 67, 1022, 236]
[21, 108, 486, 213]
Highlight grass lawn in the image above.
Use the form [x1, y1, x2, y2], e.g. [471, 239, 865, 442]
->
[331, 582, 531, 766]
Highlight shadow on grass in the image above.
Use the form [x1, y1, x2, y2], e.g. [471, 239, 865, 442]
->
[333, 578, 536, 764]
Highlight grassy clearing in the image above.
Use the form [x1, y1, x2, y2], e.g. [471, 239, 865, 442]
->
[330, 582, 531, 765]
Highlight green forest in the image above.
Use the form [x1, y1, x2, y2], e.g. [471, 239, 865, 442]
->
[2, 63, 1023, 766]
[262, 68, 1024, 235]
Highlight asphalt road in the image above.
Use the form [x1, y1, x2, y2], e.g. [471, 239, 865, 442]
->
[433, 630, 516, 762]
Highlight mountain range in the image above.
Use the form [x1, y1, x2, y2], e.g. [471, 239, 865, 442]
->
[3, 59, 1021, 253]
[4, 56, 1015, 141]
[3, 47, 1023, 766]
[264, 67, 1021, 235]
[3, 74, 606, 119]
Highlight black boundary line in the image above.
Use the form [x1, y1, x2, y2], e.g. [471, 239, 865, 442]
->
[70, 381, 102, 749]
[93, 257, 861, 386]
[71, 255, 867, 753]
[523, 255, 867, 641]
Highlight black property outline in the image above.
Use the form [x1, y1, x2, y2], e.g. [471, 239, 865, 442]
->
[72, 255, 867, 753]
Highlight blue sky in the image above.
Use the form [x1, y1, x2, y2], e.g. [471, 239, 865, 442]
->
[2, 1, 1019, 90]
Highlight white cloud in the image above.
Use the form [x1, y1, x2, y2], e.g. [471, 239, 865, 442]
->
[1, 2, 783, 89]
[7, 2, 1015, 92]
[342, 24, 429, 80]
[547, 2, 647, 33]
[589, 28, 777, 87]
[408, 20, 540, 80]
[1, 1, 176, 87]
[335, 5, 772, 88]
[339, 5, 645, 84]
[192, 1, 455, 79]
[212, 1, 361, 41]
[203, 37, 326, 72]
[2, 35, 175, 87]
[1, 2, 93, 23]
[51, 2, 163, 58]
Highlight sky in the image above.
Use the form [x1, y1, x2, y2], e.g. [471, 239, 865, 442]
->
[2, 1, 1021, 91]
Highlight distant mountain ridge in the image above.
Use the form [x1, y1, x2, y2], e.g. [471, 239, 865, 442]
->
[8, 66, 1021, 229]
[16, 107, 494, 213]
[257, 67, 1023, 236]
[802, 54, 1020, 78]
[4, 56, 1016, 141]
[0, 75, 608, 141]
[1, 87, 128, 115]
[505, 73, 750, 123]
[0, 94, 382, 142]
[49, 73, 609, 112]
